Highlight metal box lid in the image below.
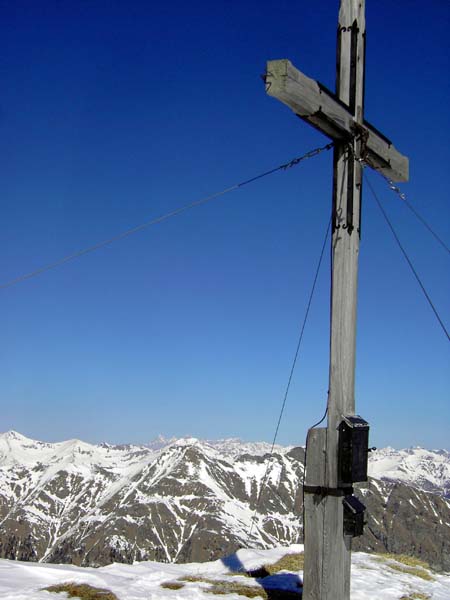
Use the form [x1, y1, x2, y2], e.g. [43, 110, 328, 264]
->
[340, 415, 369, 430]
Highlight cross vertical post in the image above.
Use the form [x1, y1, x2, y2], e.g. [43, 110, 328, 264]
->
[264, 1, 408, 599]
[317, 2, 366, 598]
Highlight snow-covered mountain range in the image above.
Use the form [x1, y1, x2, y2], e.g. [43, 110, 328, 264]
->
[0, 431, 449, 571]
[369, 446, 450, 498]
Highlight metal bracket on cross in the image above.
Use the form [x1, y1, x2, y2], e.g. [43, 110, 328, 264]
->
[265, 59, 408, 182]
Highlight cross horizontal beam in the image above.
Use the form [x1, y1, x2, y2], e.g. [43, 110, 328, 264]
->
[266, 59, 409, 182]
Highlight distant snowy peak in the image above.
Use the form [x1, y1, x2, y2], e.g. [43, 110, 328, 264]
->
[144, 435, 293, 458]
[0, 431, 286, 472]
[206, 438, 294, 458]
[1, 430, 28, 441]
[368, 446, 450, 498]
[0, 431, 290, 475]
[1, 430, 449, 497]
[0, 430, 43, 466]
[0, 430, 156, 472]
[144, 435, 179, 451]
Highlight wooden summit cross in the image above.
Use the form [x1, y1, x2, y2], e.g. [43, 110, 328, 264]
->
[265, 1, 408, 599]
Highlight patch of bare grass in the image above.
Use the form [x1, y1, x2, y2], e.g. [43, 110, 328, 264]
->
[377, 554, 431, 570]
[204, 581, 265, 597]
[43, 582, 118, 600]
[200, 580, 301, 599]
[400, 593, 431, 600]
[178, 565, 302, 598]
[180, 574, 216, 584]
[179, 575, 265, 597]
[160, 580, 185, 590]
[375, 554, 434, 582]
[264, 553, 304, 575]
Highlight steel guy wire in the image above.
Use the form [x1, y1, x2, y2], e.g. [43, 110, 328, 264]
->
[364, 172, 449, 342]
[357, 152, 450, 256]
[1, 142, 334, 292]
[247, 213, 331, 544]
[400, 195, 449, 255]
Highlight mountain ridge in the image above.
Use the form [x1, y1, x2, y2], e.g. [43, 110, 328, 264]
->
[2, 430, 449, 497]
[1, 431, 449, 570]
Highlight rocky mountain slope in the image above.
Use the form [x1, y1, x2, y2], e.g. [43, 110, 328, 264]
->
[0, 431, 449, 570]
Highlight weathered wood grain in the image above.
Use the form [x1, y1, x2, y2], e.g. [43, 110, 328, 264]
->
[265, 59, 408, 182]
[318, 3, 366, 599]
[303, 428, 326, 600]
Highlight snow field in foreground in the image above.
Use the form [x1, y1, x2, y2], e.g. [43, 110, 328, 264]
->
[0, 545, 449, 600]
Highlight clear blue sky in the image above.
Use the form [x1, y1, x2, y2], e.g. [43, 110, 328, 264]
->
[1, 0, 449, 449]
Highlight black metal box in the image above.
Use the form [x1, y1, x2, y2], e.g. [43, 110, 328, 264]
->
[338, 415, 369, 486]
[343, 494, 366, 537]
